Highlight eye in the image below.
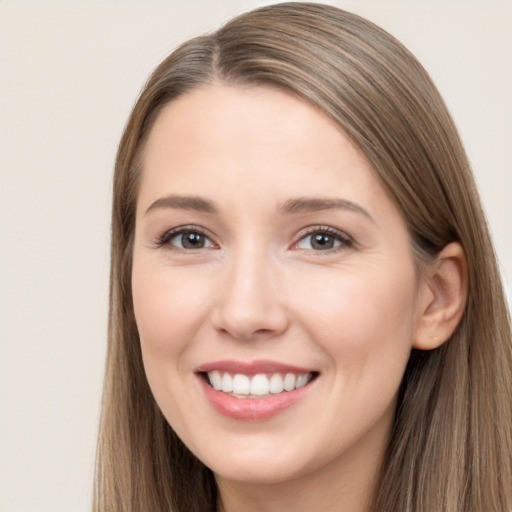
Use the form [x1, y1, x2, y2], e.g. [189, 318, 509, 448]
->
[295, 228, 352, 251]
[158, 228, 216, 250]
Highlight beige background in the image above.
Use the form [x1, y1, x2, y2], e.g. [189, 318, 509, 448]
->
[1, 1, 510, 511]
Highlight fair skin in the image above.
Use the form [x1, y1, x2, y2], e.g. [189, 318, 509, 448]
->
[132, 84, 466, 512]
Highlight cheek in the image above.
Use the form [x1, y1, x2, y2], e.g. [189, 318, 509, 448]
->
[132, 261, 213, 368]
[295, 264, 418, 429]
[292, 262, 418, 365]
[131, 261, 217, 430]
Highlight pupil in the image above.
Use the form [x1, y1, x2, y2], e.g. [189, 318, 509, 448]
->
[312, 233, 334, 250]
[182, 232, 205, 249]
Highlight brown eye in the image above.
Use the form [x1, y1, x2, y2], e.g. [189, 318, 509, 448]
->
[295, 229, 352, 251]
[310, 233, 336, 250]
[161, 229, 215, 250]
[179, 232, 207, 249]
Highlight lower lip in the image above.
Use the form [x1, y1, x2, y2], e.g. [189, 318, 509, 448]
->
[199, 377, 314, 421]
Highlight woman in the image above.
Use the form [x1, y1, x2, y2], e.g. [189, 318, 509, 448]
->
[94, 3, 512, 511]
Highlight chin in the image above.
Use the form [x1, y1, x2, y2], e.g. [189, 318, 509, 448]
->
[191, 434, 325, 487]
[210, 458, 308, 486]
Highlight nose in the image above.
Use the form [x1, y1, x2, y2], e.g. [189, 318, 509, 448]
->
[211, 248, 289, 341]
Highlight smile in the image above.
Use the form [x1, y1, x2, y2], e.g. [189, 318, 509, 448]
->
[206, 371, 314, 398]
[196, 360, 318, 420]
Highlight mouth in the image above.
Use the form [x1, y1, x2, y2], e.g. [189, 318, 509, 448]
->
[200, 370, 318, 399]
[195, 360, 319, 419]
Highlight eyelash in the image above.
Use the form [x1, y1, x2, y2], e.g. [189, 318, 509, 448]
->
[155, 225, 354, 253]
[155, 225, 215, 249]
[294, 226, 354, 253]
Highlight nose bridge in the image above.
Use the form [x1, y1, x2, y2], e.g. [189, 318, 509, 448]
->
[212, 241, 288, 340]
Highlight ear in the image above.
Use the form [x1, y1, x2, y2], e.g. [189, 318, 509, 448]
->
[413, 242, 468, 350]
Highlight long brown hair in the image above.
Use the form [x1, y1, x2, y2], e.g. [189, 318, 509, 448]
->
[94, 3, 512, 511]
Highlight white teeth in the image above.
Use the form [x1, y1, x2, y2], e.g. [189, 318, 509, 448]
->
[269, 373, 284, 393]
[207, 371, 313, 397]
[209, 370, 222, 390]
[221, 373, 233, 392]
[283, 373, 296, 391]
[251, 374, 270, 395]
[232, 374, 251, 394]
[296, 374, 309, 389]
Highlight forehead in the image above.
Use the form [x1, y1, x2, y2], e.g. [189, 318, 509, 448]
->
[143, 84, 352, 166]
[137, 83, 402, 227]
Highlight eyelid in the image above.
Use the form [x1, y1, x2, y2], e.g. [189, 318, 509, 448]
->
[155, 225, 218, 249]
[153, 224, 353, 252]
[291, 225, 354, 252]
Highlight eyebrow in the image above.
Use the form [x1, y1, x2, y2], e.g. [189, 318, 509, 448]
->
[144, 194, 374, 222]
[280, 197, 375, 222]
[145, 195, 218, 216]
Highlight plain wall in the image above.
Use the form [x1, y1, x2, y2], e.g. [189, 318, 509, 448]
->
[1, 1, 510, 511]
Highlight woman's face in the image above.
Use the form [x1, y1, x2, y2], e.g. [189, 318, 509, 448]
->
[132, 84, 428, 486]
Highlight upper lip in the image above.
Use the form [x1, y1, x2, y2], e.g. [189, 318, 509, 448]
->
[195, 359, 317, 376]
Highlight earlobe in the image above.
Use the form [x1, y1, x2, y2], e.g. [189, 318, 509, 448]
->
[413, 242, 468, 350]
